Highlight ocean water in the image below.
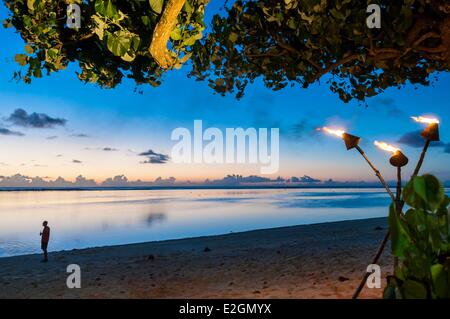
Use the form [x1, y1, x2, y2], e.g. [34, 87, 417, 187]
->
[0, 188, 445, 257]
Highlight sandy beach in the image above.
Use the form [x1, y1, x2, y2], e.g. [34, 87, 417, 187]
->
[0, 217, 393, 299]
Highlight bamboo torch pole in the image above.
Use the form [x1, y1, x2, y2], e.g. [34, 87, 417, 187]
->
[352, 144, 408, 299]
[354, 145, 395, 202]
[412, 139, 430, 177]
[411, 118, 440, 178]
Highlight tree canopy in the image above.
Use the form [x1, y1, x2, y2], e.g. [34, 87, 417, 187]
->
[3, 0, 450, 102]
[191, 0, 450, 101]
[4, 0, 207, 87]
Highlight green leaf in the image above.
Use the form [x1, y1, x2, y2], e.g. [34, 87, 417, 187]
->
[33, 67, 42, 78]
[121, 52, 136, 62]
[183, 33, 201, 46]
[299, 11, 314, 24]
[24, 44, 34, 54]
[431, 264, 448, 298]
[95, 0, 107, 15]
[92, 15, 107, 40]
[149, 0, 164, 14]
[27, 0, 36, 11]
[105, 0, 118, 19]
[170, 27, 182, 41]
[46, 48, 59, 61]
[106, 30, 140, 61]
[107, 32, 131, 57]
[141, 16, 151, 26]
[413, 176, 427, 201]
[402, 279, 428, 299]
[287, 17, 297, 29]
[404, 175, 445, 211]
[15, 54, 28, 66]
[389, 203, 411, 258]
[131, 36, 140, 51]
[183, 0, 192, 14]
[228, 32, 238, 43]
[95, 0, 118, 19]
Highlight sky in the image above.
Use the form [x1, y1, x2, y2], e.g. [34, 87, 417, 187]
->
[0, 2, 449, 185]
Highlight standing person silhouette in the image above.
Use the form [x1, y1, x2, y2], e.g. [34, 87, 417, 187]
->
[40, 221, 50, 262]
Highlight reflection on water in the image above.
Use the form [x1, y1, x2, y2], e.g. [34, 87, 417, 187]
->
[145, 212, 166, 226]
[0, 188, 447, 257]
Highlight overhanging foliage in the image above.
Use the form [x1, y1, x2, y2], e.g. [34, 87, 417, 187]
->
[3, 0, 450, 102]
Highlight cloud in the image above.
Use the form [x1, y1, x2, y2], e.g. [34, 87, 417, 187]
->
[0, 174, 178, 188]
[102, 175, 129, 187]
[74, 175, 96, 187]
[46, 136, 58, 140]
[397, 130, 444, 148]
[85, 147, 118, 151]
[372, 97, 404, 117]
[7, 108, 66, 128]
[72, 159, 83, 164]
[154, 176, 176, 185]
[292, 175, 321, 183]
[397, 130, 426, 147]
[288, 120, 308, 140]
[0, 127, 24, 136]
[70, 133, 89, 138]
[285, 119, 319, 141]
[376, 97, 395, 106]
[56, 154, 63, 157]
[139, 149, 170, 164]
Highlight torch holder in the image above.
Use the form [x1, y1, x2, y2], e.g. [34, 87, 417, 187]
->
[390, 151, 409, 168]
[421, 123, 440, 141]
[343, 133, 361, 150]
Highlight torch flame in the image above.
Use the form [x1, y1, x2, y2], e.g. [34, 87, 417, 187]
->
[374, 141, 400, 154]
[321, 126, 345, 138]
[411, 116, 439, 124]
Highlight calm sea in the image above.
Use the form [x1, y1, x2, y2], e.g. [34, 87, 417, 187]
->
[0, 188, 447, 257]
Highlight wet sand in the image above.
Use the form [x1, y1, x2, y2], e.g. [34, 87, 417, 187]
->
[0, 217, 392, 299]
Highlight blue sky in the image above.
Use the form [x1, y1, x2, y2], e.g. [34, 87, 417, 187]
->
[0, 2, 449, 183]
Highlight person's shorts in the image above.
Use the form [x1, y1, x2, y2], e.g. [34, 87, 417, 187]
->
[41, 242, 48, 251]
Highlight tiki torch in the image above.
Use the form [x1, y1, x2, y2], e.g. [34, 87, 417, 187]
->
[321, 127, 395, 202]
[374, 141, 408, 211]
[411, 116, 440, 177]
[374, 141, 408, 270]
[321, 128, 398, 299]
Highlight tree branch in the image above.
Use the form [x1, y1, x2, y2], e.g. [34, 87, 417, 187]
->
[305, 54, 361, 86]
[149, 0, 186, 69]
[272, 34, 321, 71]
[62, 32, 96, 46]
